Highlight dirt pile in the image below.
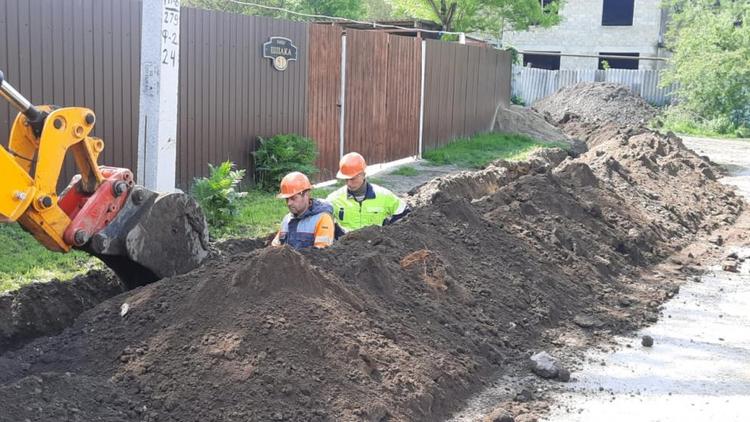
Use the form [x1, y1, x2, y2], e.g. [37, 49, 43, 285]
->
[0, 270, 123, 354]
[408, 148, 570, 208]
[0, 127, 743, 421]
[533, 82, 658, 127]
[492, 105, 587, 154]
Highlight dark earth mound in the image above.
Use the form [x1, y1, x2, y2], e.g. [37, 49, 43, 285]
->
[0, 120, 742, 421]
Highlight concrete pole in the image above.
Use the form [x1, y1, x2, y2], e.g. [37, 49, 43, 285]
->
[137, 0, 181, 192]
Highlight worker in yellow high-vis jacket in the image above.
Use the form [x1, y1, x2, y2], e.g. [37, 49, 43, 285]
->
[326, 152, 410, 233]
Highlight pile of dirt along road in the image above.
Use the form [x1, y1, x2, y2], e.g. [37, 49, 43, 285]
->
[0, 84, 744, 422]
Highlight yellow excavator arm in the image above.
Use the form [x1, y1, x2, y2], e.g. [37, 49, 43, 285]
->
[0, 70, 209, 288]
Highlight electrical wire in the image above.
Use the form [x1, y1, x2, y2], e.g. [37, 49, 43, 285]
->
[226, 0, 466, 36]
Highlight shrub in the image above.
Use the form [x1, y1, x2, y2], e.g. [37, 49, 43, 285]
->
[252, 134, 318, 191]
[192, 161, 247, 228]
[511, 95, 526, 106]
[661, 106, 750, 138]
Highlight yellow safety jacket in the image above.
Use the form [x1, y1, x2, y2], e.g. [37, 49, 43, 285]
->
[325, 182, 410, 232]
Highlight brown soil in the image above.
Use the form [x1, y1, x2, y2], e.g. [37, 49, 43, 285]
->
[533, 82, 658, 127]
[0, 114, 744, 420]
[0, 270, 124, 354]
[492, 105, 587, 154]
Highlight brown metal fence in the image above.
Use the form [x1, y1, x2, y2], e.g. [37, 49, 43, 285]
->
[384, 34, 422, 161]
[306, 24, 342, 181]
[422, 40, 511, 151]
[1, 1, 511, 190]
[0, 0, 142, 189]
[342, 30, 421, 164]
[177, 9, 309, 188]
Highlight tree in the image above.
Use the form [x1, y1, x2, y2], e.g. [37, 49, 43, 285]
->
[363, 0, 395, 20]
[297, 0, 366, 18]
[390, 0, 562, 34]
[182, 0, 366, 20]
[661, 0, 750, 135]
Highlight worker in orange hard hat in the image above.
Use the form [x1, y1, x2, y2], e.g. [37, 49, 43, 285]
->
[326, 152, 410, 232]
[271, 172, 335, 249]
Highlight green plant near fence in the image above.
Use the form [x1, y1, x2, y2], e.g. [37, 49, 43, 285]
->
[192, 161, 247, 230]
[511, 95, 525, 106]
[252, 134, 318, 191]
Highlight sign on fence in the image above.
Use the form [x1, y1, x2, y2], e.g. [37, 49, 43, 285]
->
[263, 37, 299, 71]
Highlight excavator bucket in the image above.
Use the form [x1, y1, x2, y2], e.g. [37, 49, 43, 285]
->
[1, 70, 209, 288]
[80, 186, 210, 289]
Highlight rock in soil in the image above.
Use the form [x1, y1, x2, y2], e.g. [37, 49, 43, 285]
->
[573, 314, 605, 329]
[722, 260, 739, 273]
[483, 407, 515, 422]
[642, 335, 655, 347]
[530, 351, 561, 379]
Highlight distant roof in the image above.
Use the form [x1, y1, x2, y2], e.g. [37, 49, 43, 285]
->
[312, 19, 444, 39]
[312, 19, 494, 47]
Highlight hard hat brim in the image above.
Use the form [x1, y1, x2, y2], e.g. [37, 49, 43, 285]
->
[336, 170, 357, 179]
[277, 187, 311, 199]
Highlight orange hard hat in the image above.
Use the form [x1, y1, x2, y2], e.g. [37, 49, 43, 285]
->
[337, 152, 367, 179]
[277, 172, 312, 199]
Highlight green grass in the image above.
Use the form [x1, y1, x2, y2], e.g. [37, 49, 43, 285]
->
[0, 132, 556, 292]
[423, 132, 566, 168]
[213, 187, 335, 239]
[389, 166, 419, 176]
[659, 120, 749, 139]
[0, 224, 101, 293]
[653, 112, 750, 139]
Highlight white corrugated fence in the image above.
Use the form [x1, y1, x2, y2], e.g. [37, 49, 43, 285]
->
[511, 65, 675, 106]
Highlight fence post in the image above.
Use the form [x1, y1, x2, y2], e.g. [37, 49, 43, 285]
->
[338, 34, 347, 159]
[418, 39, 426, 158]
[136, 0, 181, 192]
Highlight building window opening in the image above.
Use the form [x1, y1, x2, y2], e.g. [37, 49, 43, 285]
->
[523, 52, 561, 70]
[598, 52, 640, 69]
[602, 0, 634, 26]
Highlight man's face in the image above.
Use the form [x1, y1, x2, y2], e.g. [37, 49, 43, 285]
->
[346, 172, 366, 191]
[286, 190, 310, 216]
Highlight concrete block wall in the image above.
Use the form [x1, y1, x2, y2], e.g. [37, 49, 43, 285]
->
[504, 0, 666, 70]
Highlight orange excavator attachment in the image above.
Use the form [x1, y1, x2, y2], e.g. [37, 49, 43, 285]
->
[0, 70, 209, 288]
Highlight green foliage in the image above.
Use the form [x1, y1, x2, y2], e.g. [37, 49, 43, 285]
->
[661, 0, 750, 136]
[192, 161, 248, 230]
[423, 132, 565, 168]
[364, 0, 394, 19]
[215, 187, 335, 239]
[658, 108, 750, 138]
[0, 224, 100, 293]
[253, 134, 319, 191]
[183, 0, 366, 19]
[600, 59, 610, 70]
[511, 95, 526, 106]
[390, 165, 419, 176]
[390, 0, 562, 34]
[507, 46, 520, 65]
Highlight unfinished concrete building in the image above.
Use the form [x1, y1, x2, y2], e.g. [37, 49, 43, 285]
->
[504, 0, 670, 70]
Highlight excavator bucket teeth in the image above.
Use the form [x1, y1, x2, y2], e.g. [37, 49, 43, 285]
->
[82, 187, 209, 289]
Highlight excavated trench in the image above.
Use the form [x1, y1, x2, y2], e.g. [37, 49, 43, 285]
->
[0, 84, 744, 422]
